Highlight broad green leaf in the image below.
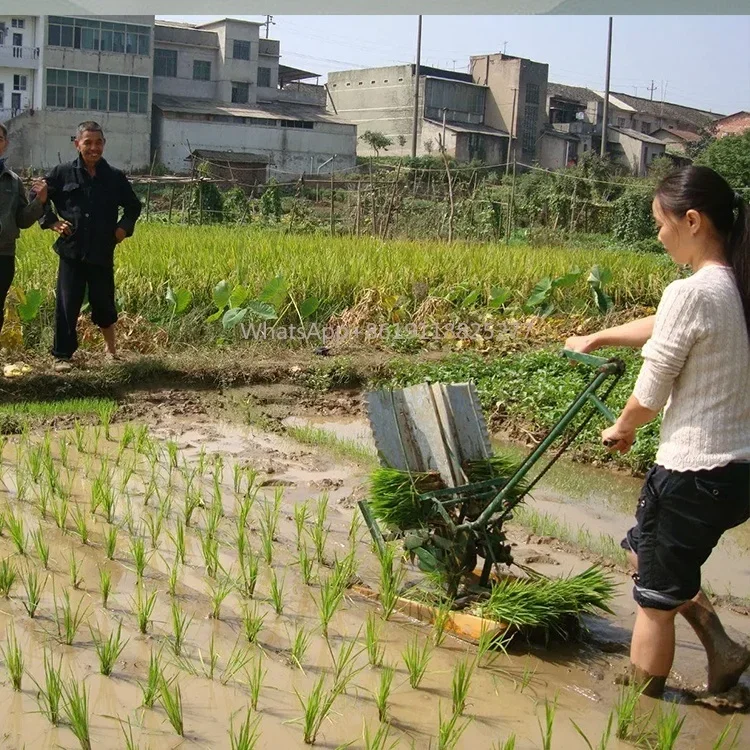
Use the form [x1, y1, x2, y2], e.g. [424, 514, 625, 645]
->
[299, 297, 320, 320]
[222, 307, 248, 330]
[588, 265, 613, 287]
[246, 300, 278, 320]
[205, 309, 223, 324]
[552, 269, 582, 288]
[213, 280, 231, 310]
[592, 287, 614, 314]
[173, 289, 192, 314]
[462, 290, 481, 308]
[488, 287, 510, 309]
[17, 289, 42, 322]
[258, 276, 287, 309]
[229, 285, 249, 309]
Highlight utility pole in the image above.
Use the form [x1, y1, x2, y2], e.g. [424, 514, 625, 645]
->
[506, 86, 517, 175]
[502, 41, 508, 54]
[264, 15, 275, 39]
[411, 14, 423, 159]
[648, 80, 656, 100]
[600, 16, 613, 159]
[442, 107, 447, 147]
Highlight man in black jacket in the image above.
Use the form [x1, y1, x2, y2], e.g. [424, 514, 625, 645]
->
[40, 121, 141, 371]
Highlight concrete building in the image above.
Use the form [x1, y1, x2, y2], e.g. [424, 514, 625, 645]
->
[1, 14, 153, 171]
[710, 111, 750, 138]
[327, 63, 510, 164]
[651, 127, 701, 156]
[151, 18, 356, 178]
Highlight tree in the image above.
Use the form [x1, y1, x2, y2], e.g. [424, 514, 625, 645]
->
[695, 130, 750, 189]
[423, 139, 434, 155]
[359, 130, 392, 157]
[397, 134, 407, 148]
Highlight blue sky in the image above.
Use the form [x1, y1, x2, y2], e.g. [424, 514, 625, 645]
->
[160, 15, 750, 115]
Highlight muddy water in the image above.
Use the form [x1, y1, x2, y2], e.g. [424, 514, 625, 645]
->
[0, 415, 746, 749]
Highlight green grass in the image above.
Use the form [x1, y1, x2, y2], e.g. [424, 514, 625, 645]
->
[0, 398, 117, 419]
[286, 424, 378, 466]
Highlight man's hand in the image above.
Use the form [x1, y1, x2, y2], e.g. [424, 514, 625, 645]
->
[114, 227, 127, 244]
[565, 334, 597, 354]
[602, 423, 636, 454]
[51, 220, 73, 236]
[31, 179, 47, 204]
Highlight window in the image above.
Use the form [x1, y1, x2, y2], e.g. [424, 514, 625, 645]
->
[525, 83, 539, 104]
[617, 117, 626, 128]
[11, 19, 25, 29]
[257, 67, 271, 88]
[522, 103, 539, 154]
[13, 75, 27, 91]
[193, 60, 211, 81]
[45, 68, 149, 114]
[232, 39, 250, 60]
[231, 81, 249, 104]
[0, 84, 4, 108]
[47, 17, 149, 55]
[641, 121, 651, 134]
[280, 120, 314, 129]
[154, 48, 177, 78]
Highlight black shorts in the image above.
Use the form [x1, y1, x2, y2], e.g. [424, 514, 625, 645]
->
[622, 463, 750, 611]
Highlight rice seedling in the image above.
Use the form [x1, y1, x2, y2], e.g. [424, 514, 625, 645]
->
[213, 453, 224, 484]
[135, 424, 150, 455]
[205, 499, 224, 539]
[196, 446, 208, 477]
[289, 624, 313, 670]
[614, 680, 652, 743]
[241, 601, 265, 644]
[91, 621, 129, 676]
[123, 496, 138, 537]
[1, 624, 23, 690]
[73, 421, 87, 452]
[0, 508, 5, 538]
[51, 491, 69, 531]
[143, 476, 158, 507]
[103, 524, 117, 560]
[472, 566, 616, 637]
[99, 403, 115, 441]
[518, 659, 537, 693]
[130, 535, 151, 581]
[378, 543, 406, 621]
[311, 495, 330, 565]
[120, 423, 136, 451]
[31, 648, 64, 725]
[229, 708, 262, 750]
[232, 463, 243, 495]
[365, 612, 385, 667]
[132, 584, 157, 635]
[0, 556, 16, 597]
[167, 557, 180, 597]
[168, 519, 186, 565]
[315, 573, 345, 638]
[437, 703, 471, 750]
[140, 648, 163, 708]
[99, 566, 112, 608]
[298, 543, 316, 586]
[159, 674, 184, 736]
[492, 735, 517, 750]
[184, 488, 202, 527]
[15, 470, 28, 503]
[712, 719, 741, 749]
[199, 633, 219, 680]
[653, 705, 686, 750]
[144, 510, 165, 550]
[68, 549, 84, 589]
[433, 598, 454, 647]
[538, 697, 557, 750]
[237, 492, 255, 531]
[62, 677, 91, 750]
[199, 530, 220, 578]
[451, 657, 475, 715]
[27, 445, 44, 483]
[572, 712, 614, 750]
[259, 522, 274, 568]
[476, 622, 509, 669]
[208, 576, 233, 620]
[363, 720, 398, 750]
[295, 673, 347, 746]
[270, 569, 285, 615]
[294, 500, 309, 549]
[247, 652, 266, 710]
[6, 508, 26, 555]
[54, 588, 90, 645]
[21, 566, 46, 617]
[166, 441, 179, 471]
[119, 459, 137, 493]
[71, 504, 90, 545]
[331, 549, 358, 591]
[402, 634, 432, 689]
[32, 525, 50, 569]
[238, 546, 259, 599]
[220, 640, 253, 685]
[36, 484, 51, 520]
[169, 600, 192, 657]
[374, 664, 395, 722]
[121, 717, 141, 750]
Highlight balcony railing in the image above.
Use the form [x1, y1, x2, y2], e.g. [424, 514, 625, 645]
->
[0, 45, 39, 68]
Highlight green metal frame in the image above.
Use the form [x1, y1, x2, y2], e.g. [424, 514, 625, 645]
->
[361, 349, 625, 583]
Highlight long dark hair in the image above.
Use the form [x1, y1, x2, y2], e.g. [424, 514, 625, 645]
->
[655, 165, 750, 334]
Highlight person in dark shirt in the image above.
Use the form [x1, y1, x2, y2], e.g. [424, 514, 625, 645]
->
[0, 122, 48, 335]
[40, 121, 141, 371]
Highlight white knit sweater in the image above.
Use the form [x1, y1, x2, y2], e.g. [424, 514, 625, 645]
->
[633, 264, 750, 472]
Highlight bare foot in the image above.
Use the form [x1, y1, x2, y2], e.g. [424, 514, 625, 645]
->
[708, 641, 750, 694]
[615, 664, 667, 698]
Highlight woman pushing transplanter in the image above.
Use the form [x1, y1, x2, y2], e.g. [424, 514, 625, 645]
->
[566, 166, 750, 698]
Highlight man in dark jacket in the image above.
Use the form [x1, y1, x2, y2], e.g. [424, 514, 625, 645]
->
[40, 121, 141, 371]
[0, 122, 48, 335]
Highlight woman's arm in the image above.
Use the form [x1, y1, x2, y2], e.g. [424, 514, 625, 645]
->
[565, 316, 655, 353]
